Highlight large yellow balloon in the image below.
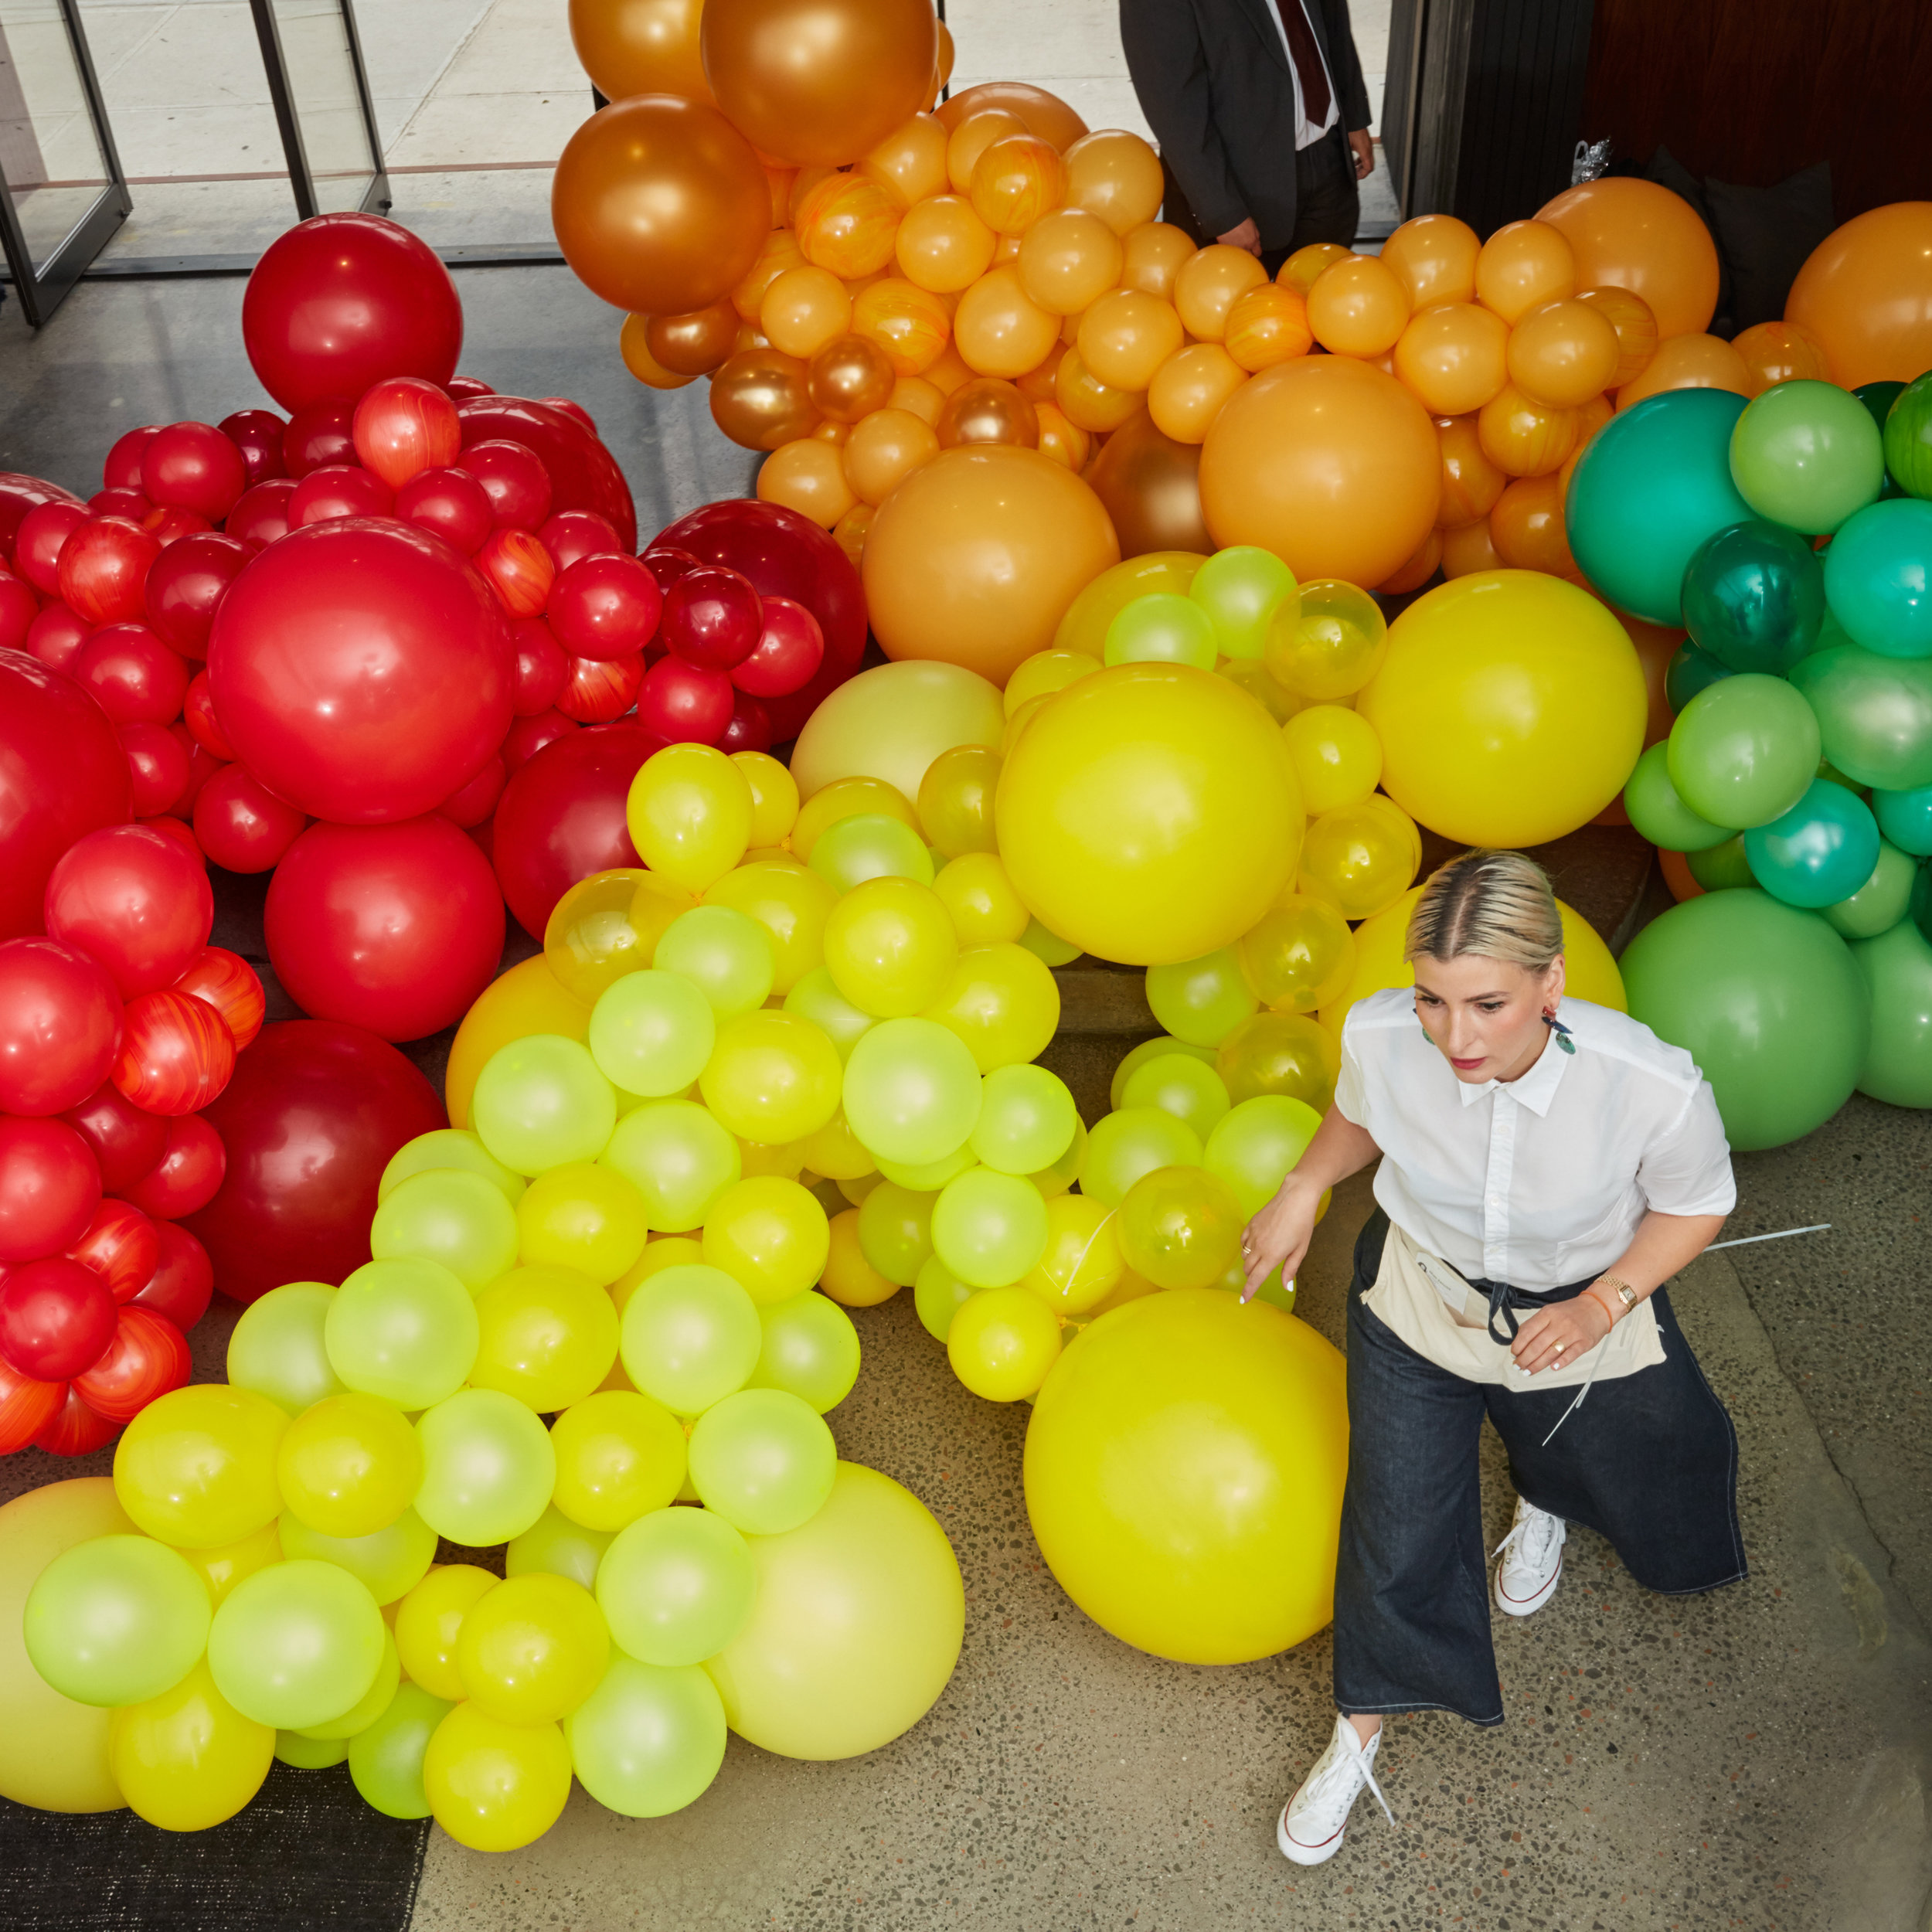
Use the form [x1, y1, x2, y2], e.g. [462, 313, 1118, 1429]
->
[790, 660, 1005, 804]
[1358, 570, 1647, 848]
[703, 1463, 962, 1758]
[997, 664, 1303, 966]
[1023, 1291, 1346, 1664]
[861, 447, 1121, 685]
[108, 1660, 274, 1832]
[446, 956, 590, 1131]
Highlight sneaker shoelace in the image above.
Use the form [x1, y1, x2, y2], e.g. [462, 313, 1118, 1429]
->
[1492, 1507, 1560, 1573]
[1301, 1734, 1397, 1832]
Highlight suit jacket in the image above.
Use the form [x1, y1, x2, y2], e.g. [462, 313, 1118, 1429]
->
[1120, 0, 1372, 249]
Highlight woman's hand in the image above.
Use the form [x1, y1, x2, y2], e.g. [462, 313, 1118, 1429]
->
[1509, 1293, 1612, 1375]
[1240, 1176, 1320, 1303]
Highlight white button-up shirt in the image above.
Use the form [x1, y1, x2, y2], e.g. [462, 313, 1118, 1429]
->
[1334, 988, 1736, 1292]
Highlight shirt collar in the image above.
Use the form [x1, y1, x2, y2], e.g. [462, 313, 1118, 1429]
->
[1456, 1019, 1572, 1117]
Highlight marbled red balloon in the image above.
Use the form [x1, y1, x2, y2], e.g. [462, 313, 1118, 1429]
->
[112, 988, 236, 1116]
[58, 515, 160, 626]
[73, 1304, 190, 1421]
[66, 1198, 159, 1303]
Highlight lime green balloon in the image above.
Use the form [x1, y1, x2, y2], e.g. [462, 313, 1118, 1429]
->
[597, 1506, 755, 1666]
[1145, 947, 1260, 1046]
[207, 1558, 385, 1731]
[277, 1730, 349, 1768]
[1107, 1034, 1217, 1108]
[654, 906, 774, 1019]
[875, 1143, 975, 1190]
[1851, 917, 1932, 1105]
[1687, 831, 1757, 892]
[349, 1681, 452, 1819]
[24, 1534, 209, 1708]
[842, 1017, 983, 1165]
[1790, 646, 1932, 792]
[589, 968, 716, 1097]
[619, 1263, 762, 1413]
[1622, 742, 1732, 852]
[1189, 546, 1298, 660]
[1730, 378, 1884, 536]
[228, 1281, 345, 1415]
[278, 1508, 438, 1606]
[930, 1166, 1049, 1287]
[808, 812, 935, 891]
[968, 1063, 1078, 1175]
[1666, 673, 1821, 829]
[913, 1255, 975, 1340]
[566, 1656, 726, 1818]
[507, 1505, 613, 1592]
[783, 965, 876, 1062]
[603, 1100, 742, 1232]
[749, 1292, 860, 1413]
[1080, 1105, 1203, 1207]
[856, 1181, 935, 1287]
[1119, 1052, 1231, 1144]
[472, 1033, 617, 1175]
[1826, 839, 1917, 938]
[324, 1257, 478, 1410]
[413, 1389, 558, 1546]
[369, 1168, 519, 1291]
[1202, 1094, 1322, 1217]
[1019, 917, 1082, 967]
[379, 1129, 525, 1206]
[1104, 593, 1217, 669]
[687, 1388, 837, 1535]
[298, 1625, 400, 1740]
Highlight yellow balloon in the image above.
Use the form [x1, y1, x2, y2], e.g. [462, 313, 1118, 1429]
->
[998, 651, 1096, 717]
[1049, 551, 1204, 658]
[423, 1701, 573, 1852]
[277, 1392, 422, 1540]
[823, 877, 959, 1018]
[934, 852, 1030, 946]
[790, 659, 1006, 807]
[1264, 578, 1388, 701]
[1299, 794, 1423, 922]
[818, 1206, 901, 1306]
[447, 956, 591, 1131]
[178, 1519, 284, 1609]
[733, 751, 800, 847]
[699, 1009, 845, 1143]
[702, 1175, 833, 1304]
[791, 774, 921, 859]
[703, 859, 835, 995]
[551, 1389, 689, 1531]
[1216, 1009, 1340, 1110]
[471, 1264, 621, 1412]
[1281, 704, 1383, 815]
[456, 1574, 609, 1726]
[947, 1285, 1063, 1399]
[1238, 894, 1358, 1012]
[1019, 1192, 1124, 1314]
[917, 743, 1003, 858]
[109, 1660, 274, 1831]
[395, 1564, 498, 1702]
[800, 1108, 877, 1181]
[923, 940, 1060, 1071]
[626, 744, 754, 893]
[545, 867, 654, 1002]
[516, 1160, 651, 1284]
[115, 1384, 289, 1549]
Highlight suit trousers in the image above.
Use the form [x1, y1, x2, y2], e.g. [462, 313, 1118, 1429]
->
[1159, 124, 1359, 275]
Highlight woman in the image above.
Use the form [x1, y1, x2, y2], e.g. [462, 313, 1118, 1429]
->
[1240, 849, 1744, 1866]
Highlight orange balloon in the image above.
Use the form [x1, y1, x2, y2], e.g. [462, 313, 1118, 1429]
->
[646, 300, 739, 375]
[760, 264, 852, 359]
[1478, 382, 1577, 478]
[619, 313, 698, 391]
[1434, 413, 1505, 528]
[862, 114, 950, 207]
[971, 136, 1066, 234]
[795, 172, 902, 278]
[807, 332, 896, 422]
[1278, 242, 1351, 296]
[1307, 254, 1411, 358]
[1015, 346, 1066, 403]
[889, 374, 944, 424]
[1537, 176, 1720, 340]
[1175, 244, 1269, 342]
[1730, 318, 1832, 396]
[1086, 410, 1213, 558]
[1054, 346, 1144, 434]
[1148, 343, 1247, 443]
[814, 420, 851, 445]
[832, 503, 872, 566]
[1488, 473, 1576, 575]
[1377, 526, 1443, 595]
[1035, 401, 1090, 471]
[758, 437, 859, 527]
[936, 377, 1039, 451]
[920, 341, 975, 396]
[936, 83, 1090, 153]
[842, 406, 941, 502]
[1223, 284, 1312, 372]
[1199, 357, 1440, 588]
[1614, 332, 1750, 410]
[570, 0, 712, 103]
[1658, 845, 1704, 902]
[1062, 131, 1164, 236]
[731, 227, 808, 321]
[862, 446, 1121, 682]
[894, 194, 997, 294]
[953, 267, 1060, 379]
[1018, 209, 1124, 315]
[1505, 297, 1620, 408]
[850, 277, 951, 376]
[1379, 214, 1479, 309]
[1120, 222, 1196, 299]
[934, 20, 955, 86]
[1474, 219, 1575, 325]
[553, 97, 770, 315]
[709, 346, 818, 449]
[1573, 284, 1658, 389]
[945, 111, 1026, 196]
[1076, 290, 1184, 393]
[1439, 515, 1502, 579]
[1392, 301, 1509, 415]
[700, 0, 937, 167]
[1784, 203, 1932, 388]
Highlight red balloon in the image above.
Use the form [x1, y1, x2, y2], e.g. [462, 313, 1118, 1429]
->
[117, 720, 192, 817]
[510, 617, 568, 715]
[638, 655, 733, 742]
[540, 509, 621, 573]
[548, 552, 662, 661]
[73, 1304, 190, 1422]
[129, 1221, 214, 1329]
[265, 816, 505, 1041]
[91, 488, 152, 520]
[353, 376, 462, 490]
[458, 440, 552, 532]
[502, 709, 578, 773]
[640, 546, 703, 597]
[104, 428, 160, 493]
[0, 1118, 100, 1262]
[718, 692, 773, 753]
[57, 516, 160, 627]
[0, 1356, 64, 1454]
[218, 410, 288, 488]
[63, 1080, 169, 1195]
[0, 1255, 114, 1378]
[492, 720, 662, 937]
[437, 754, 506, 830]
[208, 518, 515, 824]
[556, 651, 645, 723]
[184, 1019, 444, 1304]
[396, 466, 492, 554]
[139, 815, 204, 867]
[290, 464, 395, 527]
[166, 727, 219, 818]
[0, 655, 134, 943]
[282, 401, 356, 478]
[143, 506, 215, 548]
[172, 947, 267, 1050]
[23, 602, 88, 674]
[123, 1112, 226, 1219]
[477, 527, 555, 617]
[243, 213, 463, 413]
[540, 397, 598, 437]
[183, 670, 235, 760]
[112, 988, 236, 1116]
[66, 1198, 159, 1304]
[145, 532, 252, 658]
[34, 1386, 119, 1458]
[225, 478, 297, 550]
[457, 396, 635, 549]
[43, 823, 213, 997]
[0, 939, 121, 1117]
[73, 623, 189, 724]
[662, 565, 762, 672]
[733, 593, 825, 697]
[14, 500, 88, 596]
[141, 423, 248, 522]
[0, 572, 38, 653]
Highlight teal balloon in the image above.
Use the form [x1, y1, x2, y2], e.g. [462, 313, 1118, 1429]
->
[1201, 1093, 1321, 1218]
[748, 1291, 860, 1413]
[1104, 594, 1218, 669]
[1850, 918, 1932, 1105]
[565, 1656, 726, 1818]
[1666, 672, 1820, 829]
[1681, 519, 1825, 674]
[507, 1504, 612, 1590]
[686, 1387, 838, 1535]
[1189, 546, 1297, 659]
[1879, 370, 1932, 499]
[1874, 782, 1932, 855]
[968, 1063, 1079, 1175]
[324, 1257, 478, 1411]
[1728, 378, 1883, 535]
[1619, 889, 1869, 1150]
[227, 1281, 344, 1415]
[619, 1263, 762, 1413]
[1821, 498, 1932, 659]
[1079, 1105, 1202, 1207]
[808, 813, 934, 891]
[1118, 1051, 1232, 1141]
[589, 969, 716, 1097]
[23, 1535, 210, 1708]
[413, 1388, 558, 1546]
[1566, 388, 1752, 625]
[206, 1559, 386, 1731]
[597, 1506, 754, 1666]
[912, 1255, 974, 1341]
[1743, 779, 1881, 908]
[1789, 645, 1932, 791]
[1825, 840, 1918, 938]
[1686, 832, 1757, 892]
[277, 1730, 349, 1768]
[1623, 742, 1731, 852]
[349, 1681, 451, 1819]
[1665, 641, 1733, 714]
[278, 1509, 439, 1606]
[654, 906, 775, 1019]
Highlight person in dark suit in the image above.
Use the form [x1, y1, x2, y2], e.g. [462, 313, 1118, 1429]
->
[1121, 0, 1375, 277]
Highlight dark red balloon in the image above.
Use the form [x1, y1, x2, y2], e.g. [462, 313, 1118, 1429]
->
[243, 213, 463, 414]
[112, 988, 236, 1116]
[145, 532, 252, 658]
[58, 516, 161, 627]
[492, 720, 662, 937]
[66, 1198, 159, 1303]
[282, 401, 356, 479]
[172, 947, 267, 1051]
[142, 423, 248, 522]
[539, 396, 598, 437]
[662, 565, 762, 672]
[457, 396, 634, 549]
[640, 546, 703, 597]
[104, 428, 160, 493]
[0, 572, 38, 653]
[556, 651, 645, 723]
[183, 670, 235, 760]
[34, 1385, 119, 1457]
[638, 655, 733, 743]
[63, 1080, 169, 1195]
[446, 376, 494, 400]
[718, 692, 774, 754]
[396, 465, 492, 555]
[73, 1304, 190, 1422]
[0, 1357, 64, 1454]
[510, 617, 568, 716]
[437, 754, 506, 829]
[458, 440, 552, 532]
[218, 410, 289, 488]
[23, 602, 88, 674]
[352, 376, 462, 491]
[183, 1019, 444, 1304]
[14, 500, 88, 596]
[208, 518, 515, 824]
[539, 509, 621, 573]
[477, 527, 555, 617]
[265, 816, 505, 1041]
[117, 720, 192, 817]
[549, 552, 662, 661]
[225, 478, 297, 549]
[74, 623, 189, 724]
[502, 708, 578, 773]
[0, 1117, 100, 1264]
[122, 1112, 225, 1219]
[129, 1221, 213, 1329]
[733, 594, 826, 697]
[0, 1255, 114, 1380]
[43, 823, 213, 997]
[0, 939, 121, 1117]
[91, 488, 152, 520]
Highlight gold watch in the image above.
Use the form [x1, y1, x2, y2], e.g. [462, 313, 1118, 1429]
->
[1594, 1274, 1638, 1322]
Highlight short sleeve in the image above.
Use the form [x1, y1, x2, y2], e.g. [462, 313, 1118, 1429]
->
[1637, 1080, 1736, 1218]
[1332, 1014, 1369, 1128]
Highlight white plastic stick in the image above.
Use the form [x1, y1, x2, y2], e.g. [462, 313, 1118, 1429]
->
[1709, 1224, 1831, 1251]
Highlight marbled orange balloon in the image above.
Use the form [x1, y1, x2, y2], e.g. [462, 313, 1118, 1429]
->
[1035, 401, 1090, 471]
[945, 111, 1026, 195]
[1055, 346, 1144, 434]
[954, 267, 1060, 379]
[1062, 130, 1164, 236]
[894, 194, 997, 293]
[1438, 515, 1502, 578]
[1148, 343, 1247, 443]
[1574, 284, 1658, 389]
[862, 114, 949, 207]
[1433, 414, 1505, 528]
[936, 376, 1039, 450]
[1223, 283, 1312, 372]
[808, 333, 897, 423]
[1730, 318, 1830, 396]
[1474, 219, 1575, 325]
[970, 135, 1066, 235]
[1121, 221, 1197, 299]
[1489, 472, 1576, 574]
[1379, 215, 1478, 309]
[647, 299, 740, 374]
[851, 276, 951, 375]
[1175, 244, 1268, 342]
[1476, 381, 1579, 477]
[1018, 208, 1124, 315]
[842, 406, 941, 502]
[620, 312, 698, 390]
[795, 171, 903, 278]
[710, 345, 818, 449]
[1015, 346, 1066, 403]
[1393, 302, 1509, 416]
[1278, 242, 1350, 296]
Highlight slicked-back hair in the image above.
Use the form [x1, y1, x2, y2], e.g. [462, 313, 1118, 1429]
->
[1403, 849, 1564, 974]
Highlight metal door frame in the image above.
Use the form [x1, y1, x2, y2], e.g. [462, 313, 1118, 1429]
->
[247, 0, 390, 219]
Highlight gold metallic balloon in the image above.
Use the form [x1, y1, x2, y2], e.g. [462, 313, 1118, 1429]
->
[700, 0, 938, 167]
[647, 299, 740, 374]
[710, 345, 818, 449]
[936, 377, 1039, 450]
[570, 0, 713, 104]
[808, 333, 897, 423]
[620, 312, 698, 390]
[553, 96, 770, 315]
[1055, 346, 1143, 434]
[1085, 410, 1213, 558]
[936, 83, 1089, 153]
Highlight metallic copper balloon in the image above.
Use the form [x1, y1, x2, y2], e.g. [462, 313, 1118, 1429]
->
[648, 300, 741, 375]
[710, 346, 819, 450]
[553, 95, 770, 316]
[936, 376, 1039, 450]
[699, 0, 938, 166]
[568, 0, 713, 102]
[1084, 409, 1213, 558]
[806, 335, 896, 425]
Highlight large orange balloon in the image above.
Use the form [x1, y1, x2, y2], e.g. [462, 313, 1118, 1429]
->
[861, 447, 1120, 682]
[1784, 202, 1932, 389]
[1614, 332, 1749, 410]
[700, 0, 937, 167]
[1085, 410, 1213, 558]
[1199, 357, 1440, 588]
[553, 96, 769, 315]
[570, 0, 713, 102]
[936, 83, 1090, 153]
[1537, 177, 1719, 340]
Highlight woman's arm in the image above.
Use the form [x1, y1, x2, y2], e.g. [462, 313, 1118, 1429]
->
[1509, 1208, 1727, 1374]
[1240, 1107, 1382, 1301]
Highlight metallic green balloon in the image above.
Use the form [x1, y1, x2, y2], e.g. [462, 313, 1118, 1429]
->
[472, 1033, 617, 1175]
[1729, 379, 1883, 535]
[618, 1264, 762, 1414]
[298, 1627, 400, 1740]
[930, 1165, 1050, 1287]
[378, 1128, 525, 1206]
[325, 1257, 478, 1411]
[1790, 646, 1932, 791]
[1624, 742, 1732, 852]
[912, 1256, 974, 1342]
[749, 1291, 861, 1413]
[1666, 672, 1820, 829]
[349, 1681, 452, 1819]
[24, 1535, 209, 1708]
[855, 1181, 935, 1286]
[654, 906, 777, 1017]
[1665, 641, 1733, 714]
[1681, 519, 1825, 674]
[1825, 840, 1919, 938]
[970, 1063, 1081, 1174]
[1850, 917, 1932, 1105]
[1189, 546, 1298, 661]
[565, 1656, 726, 1818]
[277, 1730, 349, 1769]
[277, 1508, 438, 1606]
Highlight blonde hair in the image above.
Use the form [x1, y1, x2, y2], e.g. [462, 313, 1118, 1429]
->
[1404, 849, 1563, 974]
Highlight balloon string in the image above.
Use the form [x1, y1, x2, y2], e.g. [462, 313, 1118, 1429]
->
[1060, 1206, 1119, 1322]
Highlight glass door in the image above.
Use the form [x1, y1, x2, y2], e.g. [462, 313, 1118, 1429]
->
[248, 0, 387, 221]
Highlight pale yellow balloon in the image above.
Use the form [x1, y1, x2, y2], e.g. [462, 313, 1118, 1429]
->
[1175, 244, 1268, 342]
[1077, 289, 1184, 393]
[760, 267, 852, 360]
[954, 267, 1061, 379]
[1148, 342, 1247, 444]
[791, 658, 1007, 803]
[1017, 208, 1124, 316]
[1119, 221, 1197, 299]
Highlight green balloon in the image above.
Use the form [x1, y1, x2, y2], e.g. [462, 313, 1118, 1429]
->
[1107, 1034, 1218, 1109]
[655, 906, 775, 1019]
[1104, 593, 1219, 669]
[207, 1558, 386, 1731]
[369, 1168, 519, 1291]
[379, 1128, 525, 1205]
[1666, 672, 1820, 829]
[413, 1388, 558, 1546]
[508, 1504, 613, 1590]
[1189, 545, 1298, 660]
[856, 1181, 935, 1286]
[277, 1730, 349, 1768]
[325, 1257, 478, 1410]
[1145, 947, 1259, 1046]
[1686, 832, 1757, 893]
[842, 1017, 984, 1166]
[969, 1063, 1079, 1175]
[1118, 1050, 1233, 1142]
[1790, 646, 1932, 791]
[1018, 917, 1083, 967]
[597, 1506, 755, 1666]
[687, 1387, 837, 1535]
[913, 1256, 975, 1341]
[1079, 1104, 1202, 1207]
[1620, 889, 1869, 1150]
[749, 1291, 861, 1413]
[589, 968, 716, 1099]
[228, 1281, 345, 1415]
[930, 1165, 1049, 1287]
[783, 965, 876, 1061]
[809, 812, 935, 891]
[1201, 1093, 1322, 1218]
[24, 1534, 209, 1708]
[1880, 369, 1932, 499]
[566, 1655, 727, 1818]
[278, 1508, 438, 1606]
[604, 1100, 742, 1232]
[1730, 378, 1884, 535]
[1623, 742, 1732, 852]
[472, 1033, 617, 1175]
[619, 1263, 762, 1413]
[298, 1626, 401, 1740]
[349, 1681, 452, 1819]
[1825, 839, 1918, 938]
[1851, 917, 1932, 1104]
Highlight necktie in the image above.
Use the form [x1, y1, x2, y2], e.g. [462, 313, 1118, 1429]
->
[1273, 0, 1332, 126]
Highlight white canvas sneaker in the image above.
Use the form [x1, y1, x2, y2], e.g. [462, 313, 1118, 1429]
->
[1493, 1495, 1566, 1616]
[1276, 1715, 1396, 1866]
